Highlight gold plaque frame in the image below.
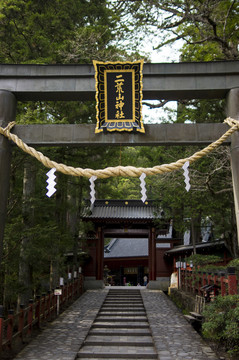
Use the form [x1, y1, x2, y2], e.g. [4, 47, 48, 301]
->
[93, 60, 144, 133]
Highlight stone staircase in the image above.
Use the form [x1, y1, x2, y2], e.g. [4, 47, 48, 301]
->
[77, 289, 157, 360]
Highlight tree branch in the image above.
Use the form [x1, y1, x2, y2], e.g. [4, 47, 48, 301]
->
[142, 100, 169, 108]
[223, 0, 236, 39]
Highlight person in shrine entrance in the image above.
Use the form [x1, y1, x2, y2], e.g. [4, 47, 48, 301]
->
[143, 275, 148, 286]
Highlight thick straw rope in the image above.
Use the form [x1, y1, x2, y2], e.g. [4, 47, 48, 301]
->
[0, 118, 238, 179]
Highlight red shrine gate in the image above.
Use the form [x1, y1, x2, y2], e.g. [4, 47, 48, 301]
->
[82, 200, 176, 290]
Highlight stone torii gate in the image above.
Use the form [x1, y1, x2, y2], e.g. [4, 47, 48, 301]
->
[0, 61, 239, 268]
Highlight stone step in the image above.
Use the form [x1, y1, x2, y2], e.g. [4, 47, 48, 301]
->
[189, 311, 204, 320]
[105, 299, 142, 303]
[77, 358, 154, 360]
[109, 288, 140, 294]
[106, 294, 141, 296]
[95, 317, 147, 322]
[86, 334, 153, 342]
[99, 312, 145, 316]
[84, 338, 154, 347]
[103, 303, 143, 306]
[101, 306, 145, 309]
[103, 301, 143, 304]
[103, 301, 143, 305]
[184, 314, 199, 324]
[101, 305, 144, 308]
[106, 295, 142, 298]
[78, 354, 157, 359]
[89, 329, 151, 336]
[98, 311, 145, 316]
[92, 322, 149, 328]
[77, 290, 156, 360]
[106, 293, 141, 295]
[78, 346, 157, 359]
[106, 296, 142, 299]
[105, 296, 142, 298]
[100, 310, 145, 314]
[106, 296, 142, 298]
[107, 291, 141, 296]
[102, 301, 144, 308]
[101, 307, 145, 311]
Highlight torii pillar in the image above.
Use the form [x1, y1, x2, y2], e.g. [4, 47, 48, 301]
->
[96, 226, 104, 281]
[0, 91, 17, 266]
[148, 227, 156, 281]
[227, 88, 239, 252]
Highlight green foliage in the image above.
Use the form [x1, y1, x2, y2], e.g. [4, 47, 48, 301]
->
[0, 0, 118, 64]
[176, 99, 226, 124]
[227, 258, 239, 278]
[120, 0, 239, 61]
[115, 2, 237, 251]
[202, 295, 239, 356]
[0, 0, 146, 307]
[228, 259, 239, 268]
[186, 254, 222, 267]
[179, 1, 239, 61]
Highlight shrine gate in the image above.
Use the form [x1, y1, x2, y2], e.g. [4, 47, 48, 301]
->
[0, 62, 239, 289]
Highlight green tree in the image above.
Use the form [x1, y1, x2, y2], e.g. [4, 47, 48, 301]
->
[0, 0, 135, 306]
[111, 0, 239, 61]
[203, 295, 239, 356]
[109, 0, 239, 255]
[0, 0, 119, 63]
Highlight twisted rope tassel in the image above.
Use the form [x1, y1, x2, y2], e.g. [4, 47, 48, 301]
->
[0, 118, 238, 179]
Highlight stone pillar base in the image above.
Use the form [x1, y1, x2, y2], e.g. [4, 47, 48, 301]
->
[147, 277, 170, 291]
[84, 277, 105, 290]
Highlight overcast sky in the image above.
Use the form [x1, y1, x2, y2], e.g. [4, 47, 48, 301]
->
[141, 33, 184, 124]
[142, 41, 182, 124]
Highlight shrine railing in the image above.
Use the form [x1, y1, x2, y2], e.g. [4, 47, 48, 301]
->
[178, 266, 238, 300]
[0, 274, 84, 354]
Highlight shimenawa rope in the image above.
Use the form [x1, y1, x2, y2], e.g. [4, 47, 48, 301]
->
[0, 118, 238, 179]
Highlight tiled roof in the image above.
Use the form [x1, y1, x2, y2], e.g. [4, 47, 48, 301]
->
[165, 240, 225, 254]
[82, 200, 163, 221]
[104, 238, 148, 258]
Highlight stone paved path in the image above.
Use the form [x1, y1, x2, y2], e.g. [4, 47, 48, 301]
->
[77, 288, 157, 360]
[14, 290, 108, 360]
[142, 290, 218, 360]
[14, 288, 219, 360]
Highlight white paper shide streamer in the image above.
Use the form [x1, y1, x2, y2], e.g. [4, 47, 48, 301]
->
[182, 161, 191, 192]
[89, 175, 97, 205]
[46, 167, 57, 197]
[140, 172, 147, 203]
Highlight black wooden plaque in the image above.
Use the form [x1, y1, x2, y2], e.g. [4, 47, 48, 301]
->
[93, 60, 144, 133]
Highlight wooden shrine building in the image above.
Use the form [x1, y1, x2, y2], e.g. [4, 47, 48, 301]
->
[81, 199, 179, 290]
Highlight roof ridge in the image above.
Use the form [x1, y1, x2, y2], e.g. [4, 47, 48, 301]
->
[105, 238, 119, 252]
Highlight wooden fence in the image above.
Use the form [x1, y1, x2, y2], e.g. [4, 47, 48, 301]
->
[0, 274, 84, 354]
[178, 266, 238, 300]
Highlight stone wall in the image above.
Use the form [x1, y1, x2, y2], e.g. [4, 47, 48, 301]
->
[169, 288, 196, 313]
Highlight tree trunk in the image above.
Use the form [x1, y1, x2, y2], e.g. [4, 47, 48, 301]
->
[67, 177, 83, 271]
[50, 172, 67, 289]
[191, 213, 201, 254]
[18, 159, 35, 307]
[0, 91, 16, 303]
